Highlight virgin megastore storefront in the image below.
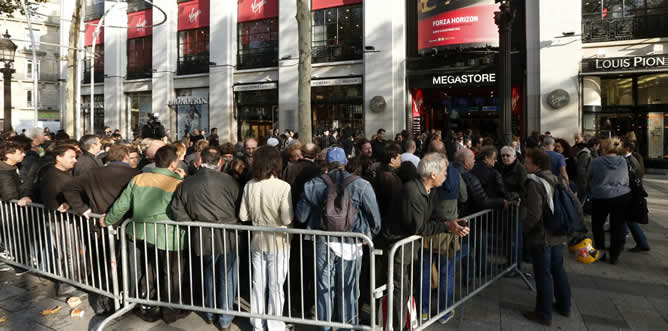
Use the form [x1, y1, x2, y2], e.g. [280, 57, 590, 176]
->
[581, 53, 668, 167]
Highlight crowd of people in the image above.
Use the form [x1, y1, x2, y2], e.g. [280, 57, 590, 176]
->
[0, 124, 650, 330]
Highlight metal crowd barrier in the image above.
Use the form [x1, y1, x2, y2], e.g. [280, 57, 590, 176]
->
[385, 205, 533, 331]
[0, 200, 121, 309]
[98, 219, 380, 331]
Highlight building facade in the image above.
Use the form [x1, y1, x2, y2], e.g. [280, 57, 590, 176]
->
[0, 0, 61, 131]
[71, 0, 408, 143]
[580, 0, 668, 167]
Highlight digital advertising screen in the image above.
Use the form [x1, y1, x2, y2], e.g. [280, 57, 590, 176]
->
[417, 0, 500, 52]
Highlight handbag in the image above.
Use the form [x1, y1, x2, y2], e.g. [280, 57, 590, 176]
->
[625, 158, 649, 224]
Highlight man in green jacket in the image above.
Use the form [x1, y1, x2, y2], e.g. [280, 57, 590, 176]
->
[100, 144, 187, 323]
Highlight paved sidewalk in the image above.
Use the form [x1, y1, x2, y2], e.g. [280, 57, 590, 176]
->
[1, 174, 667, 331]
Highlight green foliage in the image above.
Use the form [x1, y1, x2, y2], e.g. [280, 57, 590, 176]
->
[0, 0, 49, 17]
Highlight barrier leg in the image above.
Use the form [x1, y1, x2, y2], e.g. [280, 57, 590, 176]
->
[96, 302, 136, 331]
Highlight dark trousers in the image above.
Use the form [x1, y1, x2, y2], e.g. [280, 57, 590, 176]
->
[287, 237, 315, 317]
[529, 244, 571, 321]
[592, 193, 631, 261]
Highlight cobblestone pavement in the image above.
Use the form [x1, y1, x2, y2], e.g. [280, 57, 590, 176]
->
[1, 175, 667, 331]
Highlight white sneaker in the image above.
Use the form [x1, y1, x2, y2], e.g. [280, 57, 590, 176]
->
[439, 310, 455, 324]
[0, 262, 11, 272]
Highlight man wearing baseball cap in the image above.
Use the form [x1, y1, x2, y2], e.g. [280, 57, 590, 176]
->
[296, 147, 381, 330]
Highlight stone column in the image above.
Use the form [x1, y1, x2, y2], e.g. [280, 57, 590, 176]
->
[151, 0, 178, 138]
[209, 0, 237, 142]
[103, 0, 128, 132]
[278, 0, 299, 132]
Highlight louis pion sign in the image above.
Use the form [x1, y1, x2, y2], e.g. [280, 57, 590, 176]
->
[582, 55, 668, 73]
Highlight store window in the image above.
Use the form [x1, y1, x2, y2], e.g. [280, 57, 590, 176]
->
[83, 47, 104, 83]
[177, 27, 209, 75]
[177, 0, 210, 75]
[82, 94, 104, 135]
[127, 9, 152, 80]
[129, 93, 152, 135]
[235, 87, 278, 142]
[237, 19, 279, 70]
[312, 83, 364, 132]
[582, 0, 668, 42]
[312, 3, 363, 63]
[127, 36, 152, 79]
[638, 73, 668, 105]
[601, 78, 633, 106]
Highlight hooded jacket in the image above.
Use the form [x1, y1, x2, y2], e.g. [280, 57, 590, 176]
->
[588, 155, 631, 199]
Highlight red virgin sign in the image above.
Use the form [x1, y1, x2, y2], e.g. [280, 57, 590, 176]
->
[238, 0, 279, 23]
[178, 0, 210, 31]
[128, 9, 152, 39]
[84, 20, 103, 46]
[312, 0, 362, 11]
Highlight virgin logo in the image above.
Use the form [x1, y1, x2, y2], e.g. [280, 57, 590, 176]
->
[188, 7, 201, 23]
[251, 0, 266, 14]
[136, 17, 146, 32]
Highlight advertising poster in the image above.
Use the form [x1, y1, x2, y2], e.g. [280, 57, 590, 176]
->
[647, 112, 664, 160]
[417, 0, 499, 52]
[175, 88, 209, 140]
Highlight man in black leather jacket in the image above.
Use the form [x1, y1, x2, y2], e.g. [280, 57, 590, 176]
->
[0, 142, 32, 205]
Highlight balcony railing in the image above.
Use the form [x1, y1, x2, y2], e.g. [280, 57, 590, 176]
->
[312, 44, 362, 64]
[177, 53, 209, 76]
[583, 14, 668, 43]
[237, 47, 278, 70]
[127, 64, 152, 80]
[82, 69, 104, 83]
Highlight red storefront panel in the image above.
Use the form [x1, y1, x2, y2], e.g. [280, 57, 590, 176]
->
[417, 1, 499, 51]
[178, 0, 210, 30]
[84, 20, 103, 46]
[128, 9, 152, 39]
[238, 0, 279, 22]
[312, 0, 362, 11]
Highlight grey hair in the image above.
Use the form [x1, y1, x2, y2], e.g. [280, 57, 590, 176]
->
[417, 152, 448, 179]
[500, 146, 515, 156]
[455, 148, 474, 164]
[25, 127, 43, 140]
[405, 139, 416, 151]
[542, 136, 555, 147]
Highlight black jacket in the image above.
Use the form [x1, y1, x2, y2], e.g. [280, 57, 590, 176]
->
[372, 164, 403, 226]
[470, 162, 513, 200]
[39, 166, 73, 210]
[74, 151, 104, 177]
[454, 163, 506, 216]
[382, 178, 447, 244]
[0, 161, 25, 201]
[19, 149, 40, 199]
[282, 159, 321, 211]
[62, 162, 140, 215]
[498, 160, 528, 198]
[170, 168, 241, 256]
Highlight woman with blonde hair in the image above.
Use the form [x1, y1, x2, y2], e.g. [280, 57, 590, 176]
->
[588, 137, 631, 264]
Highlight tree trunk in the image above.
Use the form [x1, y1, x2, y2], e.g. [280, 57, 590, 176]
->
[296, 0, 312, 143]
[64, 0, 83, 136]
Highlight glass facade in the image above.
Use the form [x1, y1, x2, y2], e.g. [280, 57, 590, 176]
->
[237, 19, 279, 70]
[312, 84, 364, 132]
[128, 92, 152, 136]
[235, 88, 278, 143]
[127, 36, 152, 80]
[583, 73, 668, 164]
[177, 27, 210, 75]
[82, 94, 104, 135]
[312, 4, 363, 63]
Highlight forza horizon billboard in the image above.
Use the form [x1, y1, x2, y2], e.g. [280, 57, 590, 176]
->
[417, 0, 499, 52]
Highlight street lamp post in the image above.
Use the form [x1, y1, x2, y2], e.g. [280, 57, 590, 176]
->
[0, 30, 18, 133]
[495, 1, 514, 147]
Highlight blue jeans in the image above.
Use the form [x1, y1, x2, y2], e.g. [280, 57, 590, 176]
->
[625, 223, 649, 249]
[315, 242, 362, 331]
[420, 246, 467, 320]
[529, 244, 571, 321]
[203, 253, 238, 328]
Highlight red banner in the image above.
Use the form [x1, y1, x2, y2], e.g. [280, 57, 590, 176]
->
[312, 0, 362, 11]
[238, 0, 279, 22]
[178, 0, 210, 31]
[84, 20, 103, 46]
[418, 3, 499, 51]
[128, 9, 152, 39]
[512, 85, 521, 115]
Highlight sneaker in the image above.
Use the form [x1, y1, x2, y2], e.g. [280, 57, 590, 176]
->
[422, 313, 429, 321]
[439, 310, 455, 324]
[629, 246, 650, 253]
[0, 251, 14, 261]
[0, 262, 11, 272]
[14, 267, 29, 276]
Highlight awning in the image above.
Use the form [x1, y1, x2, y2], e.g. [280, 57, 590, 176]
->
[579, 68, 668, 76]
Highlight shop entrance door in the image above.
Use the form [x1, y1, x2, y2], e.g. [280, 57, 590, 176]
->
[247, 121, 273, 144]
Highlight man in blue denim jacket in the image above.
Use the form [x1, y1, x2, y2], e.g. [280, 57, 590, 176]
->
[295, 147, 381, 331]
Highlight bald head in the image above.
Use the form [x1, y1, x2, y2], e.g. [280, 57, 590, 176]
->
[145, 140, 166, 160]
[301, 142, 321, 160]
[455, 148, 475, 170]
[428, 140, 446, 155]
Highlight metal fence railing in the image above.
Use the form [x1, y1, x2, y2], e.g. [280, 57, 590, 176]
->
[0, 200, 121, 309]
[385, 205, 533, 331]
[97, 219, 381, 331]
